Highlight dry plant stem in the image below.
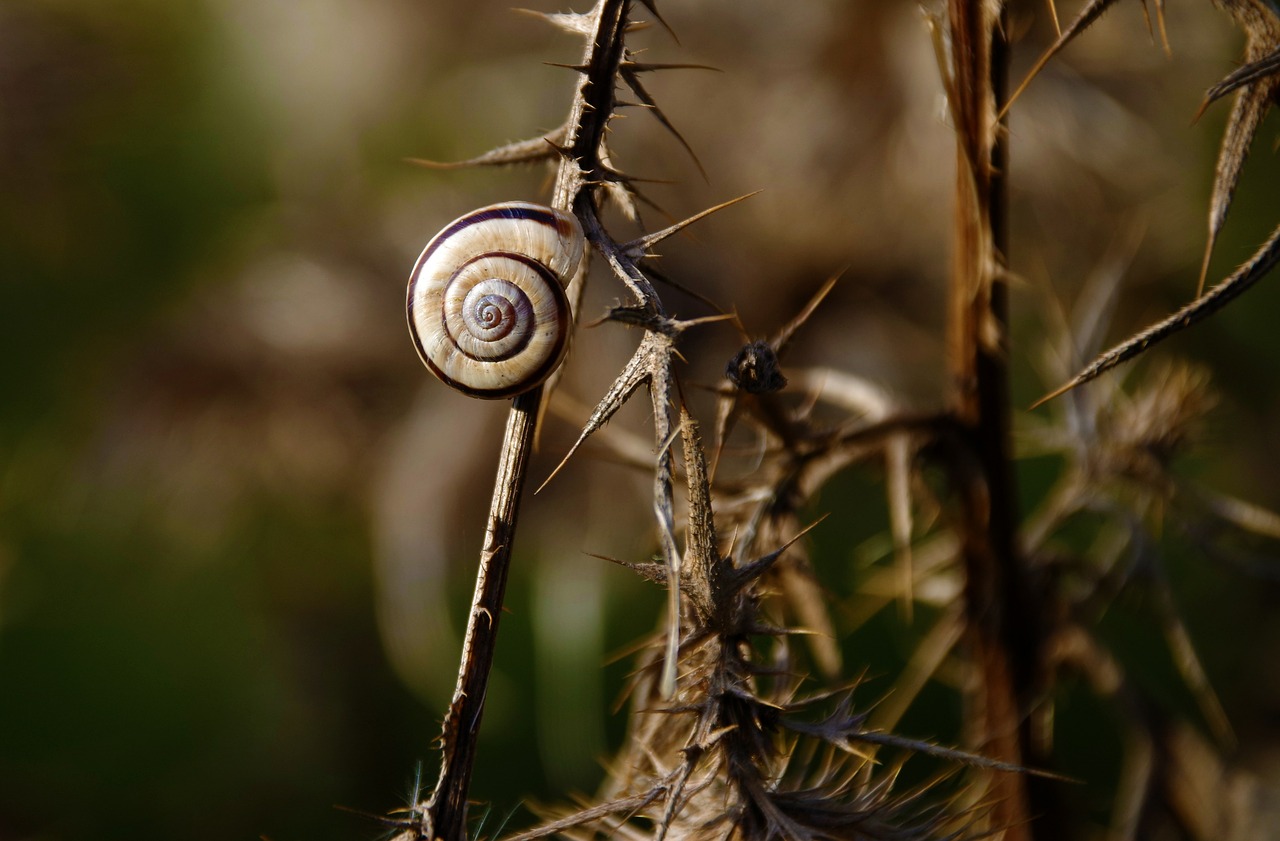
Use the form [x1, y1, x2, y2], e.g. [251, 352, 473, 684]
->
[424, 388, 542, 841]
[945, 1, 1053, 838]
[551, 2, 627, 209]
[419, 2, 633, 838]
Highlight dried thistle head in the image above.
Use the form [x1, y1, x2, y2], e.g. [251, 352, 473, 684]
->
[508, 408, 992, 841]
[1096, 362, 1216, 487]
[725, 340, 788, 395]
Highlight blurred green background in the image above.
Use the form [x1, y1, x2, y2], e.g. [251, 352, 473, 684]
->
[3, 1, 1280, 839]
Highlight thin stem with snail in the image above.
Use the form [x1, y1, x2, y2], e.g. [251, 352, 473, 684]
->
[417, 3, 632, 838]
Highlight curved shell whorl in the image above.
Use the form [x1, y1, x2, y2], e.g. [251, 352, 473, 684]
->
[407, 202, 584, 399]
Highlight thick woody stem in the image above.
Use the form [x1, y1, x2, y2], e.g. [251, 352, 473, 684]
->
[945, 2, 1056, 838]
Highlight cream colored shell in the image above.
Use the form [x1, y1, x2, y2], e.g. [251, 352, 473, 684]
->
[407, 202, 584, 398]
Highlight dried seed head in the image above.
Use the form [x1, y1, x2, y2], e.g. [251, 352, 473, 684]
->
[725, 340, 787, 394]
[1101, 362, 1216, 481]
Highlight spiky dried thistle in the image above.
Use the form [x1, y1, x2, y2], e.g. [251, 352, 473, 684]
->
[382, 2, 1280, 840]
[509, 411, 995, 841]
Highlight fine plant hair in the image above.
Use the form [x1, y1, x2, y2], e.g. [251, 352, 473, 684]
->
[390, 2, 1280, 841]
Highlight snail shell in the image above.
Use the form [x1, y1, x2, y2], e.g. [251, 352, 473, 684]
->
[407, 202, 584, 398]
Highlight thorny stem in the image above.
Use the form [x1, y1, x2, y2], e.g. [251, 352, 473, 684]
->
[424, 388, 541, 841]
[552, 1, 626, 210]
[419, 3, 633, 839]
[945, 2, 1054, 838]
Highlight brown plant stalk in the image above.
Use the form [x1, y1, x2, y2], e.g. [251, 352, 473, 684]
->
[943, 1, 1054, 837]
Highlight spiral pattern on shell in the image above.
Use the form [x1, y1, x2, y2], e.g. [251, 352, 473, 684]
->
[407, 202, 584, 398]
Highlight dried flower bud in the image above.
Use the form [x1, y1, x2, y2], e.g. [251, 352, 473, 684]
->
[725, 340, 787, 394]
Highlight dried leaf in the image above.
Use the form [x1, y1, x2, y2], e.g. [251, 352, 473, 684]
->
[405, 126, 567, 169]
[1032, 220, 1280, 407]
[1197, 43, 1280, 111]
[1195, 20, 1280, 293]
[514, 7, 596, 35]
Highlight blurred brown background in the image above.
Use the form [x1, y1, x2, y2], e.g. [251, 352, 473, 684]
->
[3, 1, 1280, 839]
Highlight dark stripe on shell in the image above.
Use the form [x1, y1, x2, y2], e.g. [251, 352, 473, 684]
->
[423, 204, 562, 274]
